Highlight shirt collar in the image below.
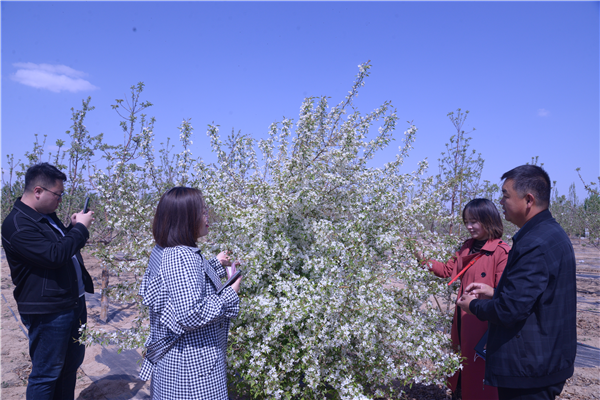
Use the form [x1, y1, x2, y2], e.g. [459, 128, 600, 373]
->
[14, 198, 47, 222]
[465, 237, 504, 252]
[481, 238, 504, 252]
[512, 209, 552, 244]
[178, 245, 202, 253]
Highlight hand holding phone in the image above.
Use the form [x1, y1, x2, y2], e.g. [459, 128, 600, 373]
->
[226, 260, 240, 279]
[217, 270, 243, 294]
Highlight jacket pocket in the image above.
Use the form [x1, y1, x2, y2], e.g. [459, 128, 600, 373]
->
[197, 346, 221, 377]
[514, 330, 528, 360]
[42, 268, 72, 295]
[192, 331, 223, 377]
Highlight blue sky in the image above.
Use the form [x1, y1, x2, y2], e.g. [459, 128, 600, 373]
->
[2, 1, 598, 199]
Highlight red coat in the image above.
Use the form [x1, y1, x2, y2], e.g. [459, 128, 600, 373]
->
[428, 238, 510, 400]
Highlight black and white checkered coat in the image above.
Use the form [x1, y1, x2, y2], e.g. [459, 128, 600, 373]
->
[139, 245, 239, 399]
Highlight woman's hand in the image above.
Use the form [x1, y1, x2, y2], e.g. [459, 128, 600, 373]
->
[464, 282, 494, 299]
[415, 250, 423, 262]
[217, 251, 232, 267]
[230, 275, 242, 294]
[414, 250, 430, 270]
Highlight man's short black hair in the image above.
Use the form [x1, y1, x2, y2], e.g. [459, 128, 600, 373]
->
[501, 165, 551, 209]
[24, 163, 67, 192]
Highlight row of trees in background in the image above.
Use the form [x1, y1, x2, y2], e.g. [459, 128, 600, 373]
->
[550, 172, 600, 245]
[2, 63, 598, 399]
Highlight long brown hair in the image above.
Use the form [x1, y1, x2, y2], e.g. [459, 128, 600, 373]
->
[462, 198, 503, 240]
[153, 187, 205, 248]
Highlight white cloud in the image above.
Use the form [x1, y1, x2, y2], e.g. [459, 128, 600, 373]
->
[11, 62, 98, 93]
[537, 108, 550, 117]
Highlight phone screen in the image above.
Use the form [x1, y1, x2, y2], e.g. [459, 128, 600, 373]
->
[83, 197, 90, 213]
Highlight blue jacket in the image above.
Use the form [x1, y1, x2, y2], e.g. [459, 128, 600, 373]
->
[1, 198, 94, 314]
[469, 209, 576, 388]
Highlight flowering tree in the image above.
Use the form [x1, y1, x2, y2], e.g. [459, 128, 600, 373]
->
[82, 83, 198, 342]
[191, 63, 462, 398]
[434, 109, 500, 238]
[1, 98, 102, 223]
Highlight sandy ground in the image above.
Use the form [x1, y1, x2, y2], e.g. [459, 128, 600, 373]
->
[1, 239, 598, 400]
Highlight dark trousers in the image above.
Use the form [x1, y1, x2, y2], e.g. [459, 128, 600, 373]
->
[20, 297, 87, 400]
[498, 381, 566, 400]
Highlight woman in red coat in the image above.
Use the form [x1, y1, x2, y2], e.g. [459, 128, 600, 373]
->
[418, 199, 509, 400]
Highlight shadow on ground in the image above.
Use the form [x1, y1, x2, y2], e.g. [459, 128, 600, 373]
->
[78, 374, 149, 400]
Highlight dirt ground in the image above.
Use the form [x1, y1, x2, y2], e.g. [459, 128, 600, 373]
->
[1, 239, 598, 399]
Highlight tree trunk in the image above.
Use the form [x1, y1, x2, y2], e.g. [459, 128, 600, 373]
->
[99, 266, 109, 322]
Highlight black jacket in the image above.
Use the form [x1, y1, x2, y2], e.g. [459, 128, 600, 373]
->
[470, 209, 576, 388]
[2, 198, 94, 314]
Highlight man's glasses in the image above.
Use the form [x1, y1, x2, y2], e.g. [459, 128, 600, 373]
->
[39, 186, 64, 198]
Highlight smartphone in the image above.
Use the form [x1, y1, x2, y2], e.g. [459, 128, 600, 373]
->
[83, 196, 90, 213]
[217, 270, 243, 294]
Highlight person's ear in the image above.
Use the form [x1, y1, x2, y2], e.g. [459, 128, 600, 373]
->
[525, 193, 536, 208]
[33, 186, 43, 199]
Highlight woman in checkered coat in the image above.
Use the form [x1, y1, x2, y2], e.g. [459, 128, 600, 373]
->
[139, 187, 241, 399]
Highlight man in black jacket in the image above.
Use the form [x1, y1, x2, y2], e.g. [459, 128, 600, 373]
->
[2, 163, 94, 400]
[457, 165, 576, 400]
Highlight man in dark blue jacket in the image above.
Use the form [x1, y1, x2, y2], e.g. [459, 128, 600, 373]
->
[457, 165, 576, 400]
[2, 163, 94, 400]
